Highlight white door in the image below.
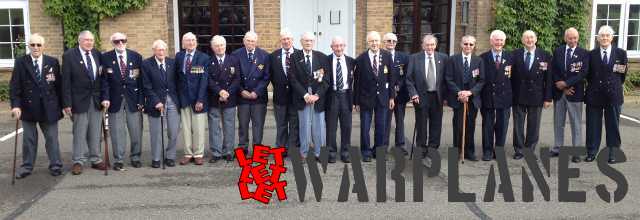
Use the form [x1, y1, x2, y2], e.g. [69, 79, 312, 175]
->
[281, 0, 355, 56]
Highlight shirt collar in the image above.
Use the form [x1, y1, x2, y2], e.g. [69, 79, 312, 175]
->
[155, 57, 165, 66]
[79, 47, 92, 55]
[282, 47, 293, 54]
[424, 51, 434, 58]
[565, 45, 577, 51]
[185, 49, 195, 57]
[601, 45, 612, 53]
[368, 49, 379, 57]
[30, 54, 42, 64]
[462, 53, 472, 60]
[491, 49, 502, 58]
[116, 50, 126, 58]
[524, 47, 536, 55]
[216, 55, 225, 62]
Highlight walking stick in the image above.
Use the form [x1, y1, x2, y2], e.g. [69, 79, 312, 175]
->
[11, 119, 19, 185]
[460, 102, 468, 164]
[102, 109, 111, 176]
[160, 107, 166, 170]
[409, 112, 418, 160]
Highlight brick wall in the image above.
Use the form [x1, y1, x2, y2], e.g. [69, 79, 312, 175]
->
[254, 0, 281, 52]
[453, 0, 493, 55]
[28, 0, 64, 60]
[355, 0, 393, 53]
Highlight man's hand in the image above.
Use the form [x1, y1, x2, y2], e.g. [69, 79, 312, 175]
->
[64, 107, 73, 118]
[309, 95, 319, 104]
[443, 100, 448, 107]
[250, 91, 258, 100]
[101, 100, 110, 109]
[137, 104, 144, 112]
[389, 99, 395, 110]
[241, 90, 252, 99]
[304, 94, 312, 104]
[411, 95, 420, 105]
[219, 90, 230, 99]
[155, 102, 164, 111]
[563, 87, 575, 96]
[195, 102, 204, 112]
[555, 81, 567, 90]
[353, 105, 360, 112]
[543, 101, 552, 108]
[11, 108, 21, 119]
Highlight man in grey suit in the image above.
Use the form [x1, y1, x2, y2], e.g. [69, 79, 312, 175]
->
[406, 34, 448, 158]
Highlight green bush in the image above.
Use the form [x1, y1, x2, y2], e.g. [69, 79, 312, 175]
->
[623, 71, 640, 95]
[0, 83, 10, 102]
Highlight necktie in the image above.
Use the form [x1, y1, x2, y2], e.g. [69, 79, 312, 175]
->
[372, 54, 378, 76]
[85, 51, 94, 80]
[525, 52, 532, 71]
[427, 56, 436, 91]
[218, 58, 224, 71]
[285, 51, 291, 77]
[185, 53, 192, 73]
[248, 52, 254, 63]
[495, 54, 501, 70]
[603, 50, 608, 65]
[119, 55, 127, 80]
[305, 54, 311, 75]
[565, 48, 573, 71]
[336, 57, 344, 90]
[463, 57, 470, 83]
[34, 59, 41, 81]
[159, 63, 166, 82]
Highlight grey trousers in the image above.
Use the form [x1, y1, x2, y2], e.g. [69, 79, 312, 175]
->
[552, 94, 583, 153]
[109, 98, 142, 163]
[237, 103, 266, 152]
[72, 99, 103, 165]
[512, 105, 543, 153]
[19, 120, 62, 172]
[149, 96, 179, 161]
[208, 106, 236, 157]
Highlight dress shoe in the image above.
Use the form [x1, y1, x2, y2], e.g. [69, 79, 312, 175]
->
[608, 158, 616, 164]
[194, 157, 204, 165]
[464, 156, 478, 161]
[71, 163, 83, 175]
[131, 161, 142, 168]
[179, 157, 193, 165]
[513, 153, 524, 160]
[15, 171, 31, 179]
[482, 154, 493, 161]
[50, 169, 62, 177]
[363, 156, 372, 162]
[113, 162, 124, 171]
[224, 155, 233, 162]
[341, 157, 351, 163]
[91, 162, 109, 170]
[571, 156, 581, 163]
[151, 160, 161, 168]
[584, 155, 596, 162]
[209, 156, 222, 163]
[328, 157, 337, 163]
[549, 151, 559, 157]
[165, 159, 176, 167]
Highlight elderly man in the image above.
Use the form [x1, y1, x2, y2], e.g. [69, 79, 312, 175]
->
[585, 25, 627, 164]
[232, 31, 270, 155]
[354, 31, 396, 162]
[176, 32, 210, 165]
[511, 30, 552, 160]
[141, 40, 180, 168]
[269, 30, 300, 157]
[550, 28, 589, 163]
[445, 35, 485, 161]
[289, 32, 329, 160]
[207, 35, 241, 163]
[382, 32, 410, 155]
[325, 36, 355, 163]
[479, 30, 513, 161]
[10, 34, 63, 178]
[406, 34, 448, 159]
[62, 30, 107, 175]
[100, 32, 144, 170]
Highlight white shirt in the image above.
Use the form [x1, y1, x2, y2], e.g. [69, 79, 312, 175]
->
[332, 54, 349, 90]
[462, 53, 472, 67]
[601, 45, 612, 62]
[389, 49, 395, 62]
[116, 50, 128, 74]
[79, 47, 97, 78]
[281, 47, 293, 75]
[424, 52, 437, 83]
[368, 50, 380, 71]
[491, 50, 502, 63]
[216, 55, 225, 64]
[523, 47, 536, 70]
[155, 57, 165, 71]
[31, 55, 43, 74]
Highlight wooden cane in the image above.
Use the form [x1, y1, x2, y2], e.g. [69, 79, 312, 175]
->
[102, 109, 111, 176]
[160, 107, 166, 170]
[461, 102, 468, 164]
[11, 119, 19, 185]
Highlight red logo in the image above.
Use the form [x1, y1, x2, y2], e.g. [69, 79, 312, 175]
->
[236, 145, 288, 204]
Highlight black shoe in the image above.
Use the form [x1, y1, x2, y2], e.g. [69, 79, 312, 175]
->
[482, 155, 492, 161]
[224, 155, 233, 162]
[16, 171, 31, 179]
[465, 156, 478, 161]
[549, 151, 559, 157]
[131, 161, 142, 168]
[585, 155, 596, 162]
[341, 157, 351, 163]
[571, 156, 581, 163]
[164, 159, 175, 167]
[363, 156, 372, 162]
[328, 157, 337, 163]
[209, 156, 222, 163]
[50, 169, 62, 177]
[315, 156, 321, 163]
[151, 160, 161, 168]
[608, 158, 616, 164]
[513, 153, 524, 160]
[113, 162, 124, 171]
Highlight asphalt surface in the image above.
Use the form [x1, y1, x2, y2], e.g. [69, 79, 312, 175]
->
[0, 100, 639, 220]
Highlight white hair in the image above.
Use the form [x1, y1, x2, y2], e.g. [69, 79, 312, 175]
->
[244, 31, 258, 40]
[522, 30, 537, 39]
[182, 32, 197, 41]
[461, 35, 476, 43]
[564, 27, 579, 36]
[367, 31, 381, 41]
[110, 32, 127, 41]
[211, 35, 226, 45]
[598, 25, 615, 36]
[280, 29, 293, 39]
[29, 33, 45, 44]
[422, 34, 438, 44]
[152, 39, 167, 49]
[383, 33, 398, 41]
[331, 36, 345, 46]
[490, 30, 506, 40]
[301, 32, 315, 41]
[78, 30, 94, 42]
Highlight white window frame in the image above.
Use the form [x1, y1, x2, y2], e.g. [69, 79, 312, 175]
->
[0, 0, 30, 68]
[590, 0, 640, 58]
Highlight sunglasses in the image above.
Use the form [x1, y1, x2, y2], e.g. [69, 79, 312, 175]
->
[463, 43, 475, 46]
[29, 43, 42, 47]
[113, 39, 128, 44]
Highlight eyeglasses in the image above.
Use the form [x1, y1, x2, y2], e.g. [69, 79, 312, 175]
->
[463, 43, 475, 46]
[29, 43, 42, 47]
[112, 39, 128, 44]
[385, 40, 397, 43]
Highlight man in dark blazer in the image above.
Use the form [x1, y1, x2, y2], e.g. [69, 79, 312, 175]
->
[99, 32, 144, 170]
[289, 32, 329, 160]
[62, 30, 107, 175]
[445, 35, 485, 161]
[10, 34, 63, 178]
[479, 30, 513, 161]
[511, 30, 553, 160]
[585, 25, 627, 164]
[268, 30, 300, 157]
[207, 35, 241, 163]
[550, 28, 589, 163]
[406, 34, 448, 158]
[382, 32, 410, 154]
[176, 32, 210, 165]
[141, 40, 180, 168]
[325, 36, 355, 163]
[232, 31, 270, 156]
[354, 31, 396, 162]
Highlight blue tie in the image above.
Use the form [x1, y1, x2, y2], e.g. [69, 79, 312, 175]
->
[85, 51, 94, 80]
[565, 48, 573, 71]
[34, 59, 41, 81]
[336, 57, 344, 90]
[603, 50, 608, 65]
[463, 57, 470, 83]
[248, 52, 254, 63]
[525, 52, 532, 71]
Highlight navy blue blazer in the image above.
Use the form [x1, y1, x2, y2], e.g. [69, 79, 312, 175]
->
[445, 54, 485, 109]
[175, 50, 210, 112]
[208, 54, 241, 108]
[141, 56, 179, 117]
[479, 50, 513, 109]
[62, 47, 103, 113]
[100, 49, 144, 113]
[232, 47, 270, 105]
[269, 48, 300, 106]
[585, 47, 628, 107]
[551, 45, 589, 102]
[288, 50, 330, 111]
[391, 50, 410, 104]
[511, 48, 553, 107]
[10, 54, 63, 123]
[353, 50, 397, 111]
[325, 53, 356, 110]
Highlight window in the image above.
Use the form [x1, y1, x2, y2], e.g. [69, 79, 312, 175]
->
[393, 0, 451, 53]
[591, 0, 640, 57]
[0, 1, 29, 68]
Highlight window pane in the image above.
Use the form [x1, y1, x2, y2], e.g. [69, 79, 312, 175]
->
[627, 36, 638, 50]
[0, 26, 10, 42]
[595, 20, 607, 31]
[9, 9, 23, 25]
[597, 5, 608, 19]
[0, 44, 11, 59]
[610, 5, 621, 19]
[608, 20, 620, 33]
[631, 5, 640, 19]
[629, 20, 639, 35]
[11, 26, 24, 42]
[0, 9, 8, 25]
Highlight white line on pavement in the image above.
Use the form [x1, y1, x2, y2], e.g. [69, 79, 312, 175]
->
[0, 128, 23, 142]
[621, 114, 640, 124]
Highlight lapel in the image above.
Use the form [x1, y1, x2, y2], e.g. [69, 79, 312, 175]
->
[23, 55, 38, 81]
[276, 49, 284, 77]
[417, 52, 426, 81]
[608, 47, 616, 67]
[328, 54, 335, 85]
